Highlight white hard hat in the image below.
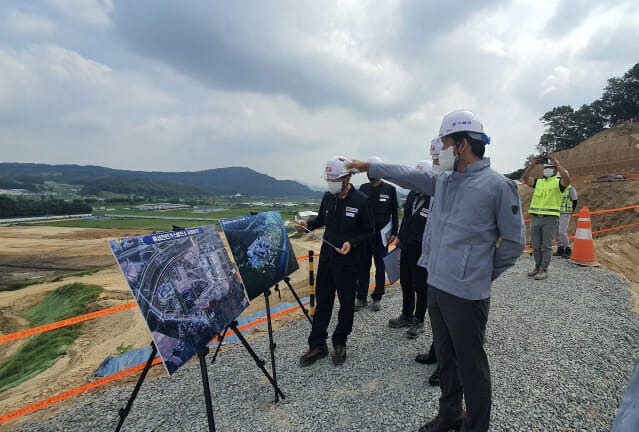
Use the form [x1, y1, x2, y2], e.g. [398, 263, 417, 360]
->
[438, 109, 490, 144]
[368, 156, 383, 163]
[416, 159, 433, 173]
[323, 156, 350, 180]
[430, 137, 443, 159]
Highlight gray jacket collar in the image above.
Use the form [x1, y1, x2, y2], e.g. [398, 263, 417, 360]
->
[455, 157, 490, 176]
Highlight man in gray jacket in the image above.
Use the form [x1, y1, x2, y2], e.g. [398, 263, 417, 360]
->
[347, 109, 525, 432]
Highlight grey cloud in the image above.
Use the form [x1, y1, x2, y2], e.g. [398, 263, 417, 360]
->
[542, 0, 601, 36]
[582, 25, 639, 63]
[111, 0, 409, 116]
[391, 0, 509, 58]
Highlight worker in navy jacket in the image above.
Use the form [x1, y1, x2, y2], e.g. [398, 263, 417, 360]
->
[356, 156, 399, 312]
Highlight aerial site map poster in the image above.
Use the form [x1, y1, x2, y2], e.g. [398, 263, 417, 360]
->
[109, 225, 248, 375]
[220, 211, 299, 300]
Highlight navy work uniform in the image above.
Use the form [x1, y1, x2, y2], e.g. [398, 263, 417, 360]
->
[398, 191, 431, 324]
[306, 187, 374, 350]
[357, 181, 399, 303]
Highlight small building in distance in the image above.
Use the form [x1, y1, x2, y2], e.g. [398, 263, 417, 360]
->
[136, 203, 192, 211]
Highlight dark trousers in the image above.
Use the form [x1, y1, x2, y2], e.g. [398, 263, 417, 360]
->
[399, 243, 427, 321]
[356, 238, 388, 301]
[427, 285, 491, 432]
[308, 261, 358, 349]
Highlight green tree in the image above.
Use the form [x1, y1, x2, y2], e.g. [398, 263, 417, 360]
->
[537, 105, 581, 155]
[600, 63, 639, 124]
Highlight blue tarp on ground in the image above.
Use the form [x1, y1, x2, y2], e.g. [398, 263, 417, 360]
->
[611, 359, 639, 431]
[88, 346, 158, 382]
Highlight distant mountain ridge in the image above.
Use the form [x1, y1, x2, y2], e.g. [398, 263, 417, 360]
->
[0, 163, 321, 198]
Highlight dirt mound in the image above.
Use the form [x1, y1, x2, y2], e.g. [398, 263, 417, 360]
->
[0, 227, 144, 287]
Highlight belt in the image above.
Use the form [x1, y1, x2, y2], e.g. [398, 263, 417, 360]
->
[531, 213, 558, 218]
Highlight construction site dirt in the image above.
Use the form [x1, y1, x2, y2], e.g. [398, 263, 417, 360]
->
[0, 180, 637, 429]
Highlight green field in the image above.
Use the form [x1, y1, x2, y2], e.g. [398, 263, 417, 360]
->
[0, 283, 103, 392]
[38, 203, 312, 231]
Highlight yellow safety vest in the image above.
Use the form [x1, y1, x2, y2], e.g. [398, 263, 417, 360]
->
[529, 176, 562, 217]
[560, 185, 574, 213]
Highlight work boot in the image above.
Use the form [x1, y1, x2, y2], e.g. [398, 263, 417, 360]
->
[332, 345, 346, 366]
[428, 366, 440, 386]
[406, 317, 424, 339]
[354, 298, 367, 311]
[527, 266, 540, 277]
[563, 247, 572, 259]
[554, 247, 564, 257]
[534, 267, 549, 280]
[418, 411, 465, 432]
[370, 300, 382, 311]
[388, 313, 412, 328]
[299, 344, 329, 367]
[415, 344, 437, 364]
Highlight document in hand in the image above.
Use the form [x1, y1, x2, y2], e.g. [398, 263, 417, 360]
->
[382, 246, 401, 285]
[380, 220, 393, 247]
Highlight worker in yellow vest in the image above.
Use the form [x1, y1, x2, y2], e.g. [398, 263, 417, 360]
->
[521, 157, 571, 280]
[554, 170, 578, 258]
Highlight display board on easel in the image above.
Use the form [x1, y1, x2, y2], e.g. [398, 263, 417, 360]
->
[109, 224, 248, 375]
[220, 211, 299, 300]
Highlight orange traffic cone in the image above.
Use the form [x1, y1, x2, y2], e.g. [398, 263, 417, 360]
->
[570, 207, 599, 267]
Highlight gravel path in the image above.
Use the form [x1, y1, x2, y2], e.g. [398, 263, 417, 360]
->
[14, 257, 639, 431]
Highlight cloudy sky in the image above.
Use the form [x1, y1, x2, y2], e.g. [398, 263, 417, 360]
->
[1, 0, 637, 187]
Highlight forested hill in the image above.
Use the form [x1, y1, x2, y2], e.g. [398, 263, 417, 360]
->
[0, 163, 320, 198]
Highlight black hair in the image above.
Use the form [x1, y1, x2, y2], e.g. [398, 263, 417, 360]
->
[450, 132, 485, 159]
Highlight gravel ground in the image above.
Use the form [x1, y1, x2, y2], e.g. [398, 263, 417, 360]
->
[13, 256, 639, 432]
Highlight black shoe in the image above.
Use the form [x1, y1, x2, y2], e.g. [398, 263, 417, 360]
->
[406, 317, 424, 339]
[418, 411, 465, 432]
[299, 344, 328, 366]
[554, 247, 564, 257]
[415, 345, 437, 365]
[563, 247, 572, 258]
[428, 366, 440, 386]
[388, 313, 412, 328]
[354, 298, 367, 311]
[332, 345, 346, 366]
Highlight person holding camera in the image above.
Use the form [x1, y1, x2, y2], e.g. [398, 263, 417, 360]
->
[521, 157, 571, 280]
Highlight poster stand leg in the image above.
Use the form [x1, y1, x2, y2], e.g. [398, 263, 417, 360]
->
[197, 347, 216, 432]
[210, 328, 229, 364]
[263, 288, 279, 402]
[115, 343, 157, 432]
[283, 276, 312, 324]
[228, 320, 285, 400]
[114, 343, 218, 432]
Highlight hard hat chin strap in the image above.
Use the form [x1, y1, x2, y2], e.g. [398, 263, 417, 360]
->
[453, 139, 464, 172]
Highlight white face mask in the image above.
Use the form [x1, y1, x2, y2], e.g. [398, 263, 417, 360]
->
[327, 180, 344, 194]
[543, 168, 555, 178]
[438, 146, 456, 172]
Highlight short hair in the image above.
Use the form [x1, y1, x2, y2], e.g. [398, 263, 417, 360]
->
[450, 132, 485, 159]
